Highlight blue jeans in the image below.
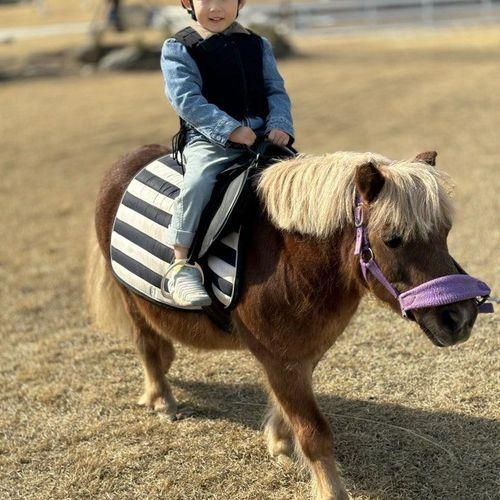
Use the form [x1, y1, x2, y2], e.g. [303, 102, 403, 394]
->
[166, 137, 247, 248]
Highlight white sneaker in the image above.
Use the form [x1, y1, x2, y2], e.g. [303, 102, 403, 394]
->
[165, 260, 212, 307]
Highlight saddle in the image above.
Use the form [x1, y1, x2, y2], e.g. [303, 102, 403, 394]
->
[110, 138, 296, 331]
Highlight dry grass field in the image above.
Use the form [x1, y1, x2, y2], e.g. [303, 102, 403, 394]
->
[1, 24, 499, 500]
[0, 1, 171, 27]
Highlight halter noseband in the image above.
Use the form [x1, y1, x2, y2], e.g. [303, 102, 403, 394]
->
[353, 193, 493, 317]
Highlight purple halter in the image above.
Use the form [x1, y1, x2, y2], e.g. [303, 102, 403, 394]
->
[353, 194, 493, 318]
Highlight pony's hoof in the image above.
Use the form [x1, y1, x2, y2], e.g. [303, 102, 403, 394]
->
[159, 412, 178, 422]
[138, 392, 178, 419]
[323, 488, 350, 500]
[276, 453, 294, 468]
[159, 406, 195, 422]
[267, 436, 294, 459]
[319, 493, 350, 500]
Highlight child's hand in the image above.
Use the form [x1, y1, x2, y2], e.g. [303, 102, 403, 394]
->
[268, 129, 290, 147]
[229, 126, 257, 146]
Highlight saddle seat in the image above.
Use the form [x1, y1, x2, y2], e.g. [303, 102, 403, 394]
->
[109, 139, 296, 331]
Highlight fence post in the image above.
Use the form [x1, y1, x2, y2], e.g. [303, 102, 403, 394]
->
[422, 0, 434, 25]
[364, 0, 379, 26]
[481, 0, 494, 20]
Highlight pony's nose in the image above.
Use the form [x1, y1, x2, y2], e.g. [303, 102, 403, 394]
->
[439, 307, 471, 342]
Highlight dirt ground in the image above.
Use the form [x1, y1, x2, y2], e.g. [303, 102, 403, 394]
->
[0, 25, 499, 500]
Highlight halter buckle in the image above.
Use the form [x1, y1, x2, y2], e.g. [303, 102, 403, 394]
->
[476, 295, 487, 305]
[361, 248, 373, 263]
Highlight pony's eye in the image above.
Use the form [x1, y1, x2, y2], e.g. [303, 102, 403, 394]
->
[384, 235, 403, 248]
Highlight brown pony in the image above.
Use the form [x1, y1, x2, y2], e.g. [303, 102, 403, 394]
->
[86, 146, 478, 500]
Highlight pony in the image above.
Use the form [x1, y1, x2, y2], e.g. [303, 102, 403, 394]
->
[86, 146, 480, 500]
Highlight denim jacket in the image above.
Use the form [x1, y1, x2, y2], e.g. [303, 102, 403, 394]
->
[161, 23, 294, 147]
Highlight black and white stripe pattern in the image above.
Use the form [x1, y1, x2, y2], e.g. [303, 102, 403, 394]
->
[110, 155, 241, 310]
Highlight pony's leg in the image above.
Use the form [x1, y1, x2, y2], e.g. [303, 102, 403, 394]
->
[262, 360, 348, 500]
[135, 328, 177, 418]
[126, 298, 178, 418]
[264, 401, 294, 459]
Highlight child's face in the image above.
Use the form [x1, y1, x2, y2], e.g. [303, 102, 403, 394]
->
[182, 0, 245, 33]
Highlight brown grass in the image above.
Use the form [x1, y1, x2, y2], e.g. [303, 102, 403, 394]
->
[0, 26, 499, 499]
[0, 0, 101, 27]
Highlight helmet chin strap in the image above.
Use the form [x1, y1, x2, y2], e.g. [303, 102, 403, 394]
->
[187, 0, 197, 21]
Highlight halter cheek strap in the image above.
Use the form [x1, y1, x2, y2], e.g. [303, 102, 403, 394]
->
[353, 193, 493, 317]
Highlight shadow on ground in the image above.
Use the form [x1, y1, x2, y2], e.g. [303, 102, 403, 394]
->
[171, 377, 498, 499]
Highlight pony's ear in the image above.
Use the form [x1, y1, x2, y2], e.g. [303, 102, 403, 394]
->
[415, 151, 437, 166]
[355, 161, 385, 203]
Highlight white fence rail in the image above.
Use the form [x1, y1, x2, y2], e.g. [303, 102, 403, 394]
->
[155, 0, 500, 32]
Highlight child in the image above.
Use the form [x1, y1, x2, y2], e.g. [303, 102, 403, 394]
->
[161, 0, 294, 307]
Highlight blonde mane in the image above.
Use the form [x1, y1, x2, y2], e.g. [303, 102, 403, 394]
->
[257, 152, 454, 240]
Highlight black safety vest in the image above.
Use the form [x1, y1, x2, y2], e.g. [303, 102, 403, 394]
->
[174, 26, 269, 121]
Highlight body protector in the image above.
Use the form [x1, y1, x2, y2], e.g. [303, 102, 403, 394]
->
[171, 27, 269, 160]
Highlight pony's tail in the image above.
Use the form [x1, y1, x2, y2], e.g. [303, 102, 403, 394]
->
[85, 224, 134, 337]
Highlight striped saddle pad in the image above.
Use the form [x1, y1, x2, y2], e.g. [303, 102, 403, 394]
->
[110, 154, 245, 312]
